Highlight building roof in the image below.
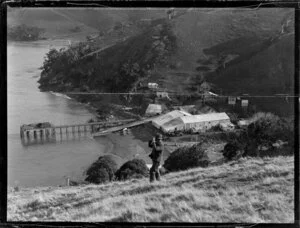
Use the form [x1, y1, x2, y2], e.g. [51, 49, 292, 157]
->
[145, 104, 162, 114]
[152, 110, 191, 126]
[180, 112, 230, 124]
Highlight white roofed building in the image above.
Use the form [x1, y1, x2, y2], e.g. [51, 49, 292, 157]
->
[151, 110, 192, 132]
[152, 112, 231, 133]
[145, 104, 162, 116]
[148, 83, 158, 89]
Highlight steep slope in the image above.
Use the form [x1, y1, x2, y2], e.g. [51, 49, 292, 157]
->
[36, 8, 294, 115]
[8, 156, 294, 222]
[148, 8, 294, 115]
[157, 8, 294, 90]
[38, 18, 177, 92]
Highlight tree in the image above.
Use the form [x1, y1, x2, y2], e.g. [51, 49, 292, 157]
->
[247, 112, 291, 146]
[222, 141, 244, 161]
[115, 159, 149, 181]
[8, 24, 44, 41]
[85, 155, 118, 184]
[164, 144, 210, 172]
[223, 112, 294, 160]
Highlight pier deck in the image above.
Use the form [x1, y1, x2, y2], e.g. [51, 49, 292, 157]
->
[20, 119, 136, 141]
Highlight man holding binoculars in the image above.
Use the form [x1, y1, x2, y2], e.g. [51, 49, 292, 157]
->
[148, 133, 164, 183]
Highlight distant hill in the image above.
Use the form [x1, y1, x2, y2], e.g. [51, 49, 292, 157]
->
[36, 8, 294, 116]
[7, 8, 166, 41]
[8, 156, 294, 222]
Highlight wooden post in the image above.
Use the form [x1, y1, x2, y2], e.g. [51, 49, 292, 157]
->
[66, 178, 70, 186]
[60, 127, 62, 135]
[33, 130, 37, 139]
[20, 129, 24, 139]
[52, 128, 56, 137]
[40, 129, 43, 138]
[26, 131, 30, 139]
[45, 129, 50, 138]
[66, 127, 68, 134]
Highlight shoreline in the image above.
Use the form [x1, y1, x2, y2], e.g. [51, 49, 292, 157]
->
[7, 37, 83, 47]
[22, 38, 153, 180]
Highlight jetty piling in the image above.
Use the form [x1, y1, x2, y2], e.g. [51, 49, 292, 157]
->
[52, 128, 56, 136]
[20, 119, 135, 143]
[45, 129, 50, 137]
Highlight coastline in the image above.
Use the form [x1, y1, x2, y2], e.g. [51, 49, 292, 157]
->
[27, 38, 155, 178]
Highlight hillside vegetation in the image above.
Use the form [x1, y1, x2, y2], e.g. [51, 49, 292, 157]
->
[8, 156, 294, 223]
[35, 8, 294, 116]
[7, 8, 165, 41]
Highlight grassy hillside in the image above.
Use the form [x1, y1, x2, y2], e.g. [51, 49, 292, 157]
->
[8, 156, 294, 223]
[7, 8, 165, 41]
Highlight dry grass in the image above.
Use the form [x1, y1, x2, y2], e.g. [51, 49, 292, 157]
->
[8, 156, 294, 223]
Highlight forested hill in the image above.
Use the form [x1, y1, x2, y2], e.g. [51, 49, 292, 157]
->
[36, 8, 294, 115]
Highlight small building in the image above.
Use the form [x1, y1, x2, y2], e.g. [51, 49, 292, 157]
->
[156, 89, 169, 99]
[228, 96, 236, 105]
[145, 104, 162, 116]
[237, 119, 250, 128]
[148, 83, 158, 89]
[241, 99, 249, 107]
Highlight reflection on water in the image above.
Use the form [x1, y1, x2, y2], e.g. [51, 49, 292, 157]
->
[7, 42, 103, 187]
[20, 130, 92, 147]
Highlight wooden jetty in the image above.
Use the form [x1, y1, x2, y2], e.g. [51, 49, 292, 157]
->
[20, 119, 135, 140]
[92, 115, 163, 137]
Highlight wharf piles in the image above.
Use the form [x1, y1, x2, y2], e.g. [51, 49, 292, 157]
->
[20, 119, 135, 141]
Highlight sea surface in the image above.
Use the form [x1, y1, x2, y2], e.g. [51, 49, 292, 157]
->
[7, 42, 106, 187]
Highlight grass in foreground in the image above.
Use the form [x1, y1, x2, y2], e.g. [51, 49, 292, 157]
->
[8, 156, 294, 223]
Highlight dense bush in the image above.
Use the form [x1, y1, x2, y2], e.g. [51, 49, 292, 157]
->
[247, 112, 293, 145]
[85, 155, 118, 184]
[222, 140, 244, 161]
[164, 144, 210, 172]
[8, 24, 44, 41]
[115, 159, 149, 181]
[223, 112, 293, 160]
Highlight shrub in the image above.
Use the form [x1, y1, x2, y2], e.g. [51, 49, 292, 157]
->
[163, 144, 210, 172]
[85, 155, 118, 184]
[222, 141, 244, 161]
[223, 112, 294, 159]
[115, 159, 149, 181]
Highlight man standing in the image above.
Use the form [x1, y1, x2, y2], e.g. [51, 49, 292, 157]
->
[148, 133, 164, 183]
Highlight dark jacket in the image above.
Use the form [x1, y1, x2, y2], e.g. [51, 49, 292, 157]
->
[149, 140, 163, 162]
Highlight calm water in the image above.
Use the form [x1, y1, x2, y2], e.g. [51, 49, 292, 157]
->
[7, 42, 105, 187]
